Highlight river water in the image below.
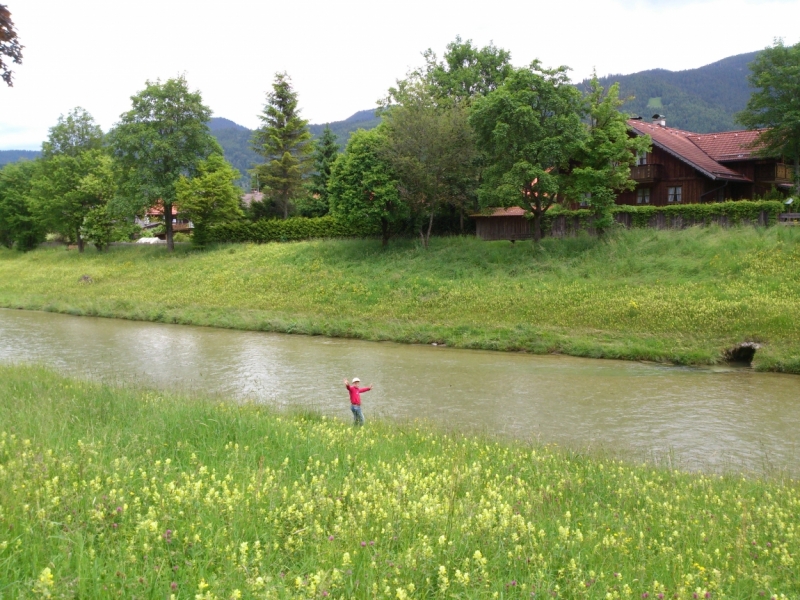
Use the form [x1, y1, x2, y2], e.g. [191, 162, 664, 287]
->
[1, 308, 798, 474]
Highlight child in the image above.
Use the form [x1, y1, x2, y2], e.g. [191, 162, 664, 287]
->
[343, 377, 372, 426]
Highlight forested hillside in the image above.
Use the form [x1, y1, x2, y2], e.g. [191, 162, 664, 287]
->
[0, 150, 40, 166]
[592, 51, 758, 132]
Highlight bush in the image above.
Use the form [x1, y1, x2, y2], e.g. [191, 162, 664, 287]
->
[542, 200, 785, 233]
[205, 216, 380, 244]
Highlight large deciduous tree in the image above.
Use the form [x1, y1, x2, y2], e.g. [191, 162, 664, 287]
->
[469, 62, 586, 242]
[110, 76, 217, 250]
[252, 72, 313, 219]
[328, 129, 406, 247]
[175, 153, 244, 247]
[29, 108, 115, 252]
[381, 85, 476, 247]
[736, 40, 800, 196]
[0, 4, 22, 87]
[0, 160, 42, 250]
[298, 125, 339, 217]
[568, 76, 651, 235]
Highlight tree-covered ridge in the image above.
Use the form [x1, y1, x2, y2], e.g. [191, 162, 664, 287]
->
[591, 51, 759, 133]
[0, 150, 40, 166]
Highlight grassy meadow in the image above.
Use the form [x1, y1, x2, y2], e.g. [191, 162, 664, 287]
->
[0, 226, 799, 371]
[1, 364, 799, 599]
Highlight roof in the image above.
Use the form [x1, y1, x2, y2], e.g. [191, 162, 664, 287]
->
[472, 207, 529, 218]
[686, 129, 765, 162]
[628, 120, 752, 182]
[241, 191, 264, 207]
[146, 201, 179, 217]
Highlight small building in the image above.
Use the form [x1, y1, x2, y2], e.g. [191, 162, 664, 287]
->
[473, 207, 531, 241]
[619, 116, 795, 206]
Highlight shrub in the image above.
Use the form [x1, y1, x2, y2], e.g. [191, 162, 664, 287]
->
[205, 216, 380, 244]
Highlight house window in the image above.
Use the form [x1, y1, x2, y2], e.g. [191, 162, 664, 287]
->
[579, 192, 591, 207]
[667, 186, 682, 203]
[637, 188, 651, 204]
[637, 151, 647, 166]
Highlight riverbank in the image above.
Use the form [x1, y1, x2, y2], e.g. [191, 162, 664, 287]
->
[1, 226, 799, 372]
[1, 364, 798, 598]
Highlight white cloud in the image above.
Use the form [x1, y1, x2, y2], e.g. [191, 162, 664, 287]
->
[2, 0, 799, 149]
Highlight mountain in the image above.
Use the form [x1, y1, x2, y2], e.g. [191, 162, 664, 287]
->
[592, 51, 759, 133]
[0, 150, 40, 167]
[209, 110, 381, 188]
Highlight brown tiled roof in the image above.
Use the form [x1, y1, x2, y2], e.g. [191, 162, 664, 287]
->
[686, 130, 765, 162]
[628, 120, 751, 182]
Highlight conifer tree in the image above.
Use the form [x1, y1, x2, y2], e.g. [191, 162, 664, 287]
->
[298, 125, 339, 217]
[251, 73, 313, 218]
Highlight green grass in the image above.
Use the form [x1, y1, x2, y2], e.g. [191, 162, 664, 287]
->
[1, 365, 798, 599]
[1, 226, 799, 371]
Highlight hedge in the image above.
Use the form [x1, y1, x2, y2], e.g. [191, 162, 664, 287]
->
[541, 200, 785, 233]
[205, 216, 380, 244]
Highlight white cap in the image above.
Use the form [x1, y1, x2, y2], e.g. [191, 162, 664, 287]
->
[352, 377, 361, 383]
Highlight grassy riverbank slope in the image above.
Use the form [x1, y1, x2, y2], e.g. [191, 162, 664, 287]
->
[1, 226, 799, 371]
[1, 365, 798, 598]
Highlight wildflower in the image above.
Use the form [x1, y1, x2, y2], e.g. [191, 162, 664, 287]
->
[171, 582, 178, 590]
[33, 567, 54, 598]
[342, 552, 352, 566]
[328, 535, 334, 541]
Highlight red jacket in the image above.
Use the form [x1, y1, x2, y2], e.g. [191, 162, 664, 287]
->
[346, 384, 371, 406]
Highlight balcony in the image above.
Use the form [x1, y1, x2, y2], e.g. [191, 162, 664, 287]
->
[755, 162, 796, 184]
[630, 163, 663, 183]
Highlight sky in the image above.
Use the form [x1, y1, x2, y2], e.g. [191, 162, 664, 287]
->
[2, 0, 800, 150]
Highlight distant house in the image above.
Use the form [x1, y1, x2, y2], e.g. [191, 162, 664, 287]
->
[241, 190, 264, 208]
[619, 115, 795, 206]
[134, 201, 193, 238]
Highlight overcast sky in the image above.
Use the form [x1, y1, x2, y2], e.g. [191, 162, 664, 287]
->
[2, 0, 799, 150]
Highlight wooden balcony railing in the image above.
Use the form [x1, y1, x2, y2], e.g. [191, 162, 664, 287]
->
[630, 163, 663, 183]
[756, 163, 797, 183]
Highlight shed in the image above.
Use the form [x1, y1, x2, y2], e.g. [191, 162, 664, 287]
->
[473, 207, 531, 241]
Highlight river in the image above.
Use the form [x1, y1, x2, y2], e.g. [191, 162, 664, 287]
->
[1, 308, 798, 474]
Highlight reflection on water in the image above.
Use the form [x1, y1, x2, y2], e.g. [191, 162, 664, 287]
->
[1, 308, 798, 474]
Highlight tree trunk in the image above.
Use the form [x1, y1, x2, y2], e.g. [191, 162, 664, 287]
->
[532, 210, 542, 243]
[425, 211, 435, 248]
[283, 195, 289, 219]
[76, 227, 84, 253]
[459, 209, 464, 234]
[165, 202, 174, 251]
[795, 153, 800, 197]
[381, 217, 389, 248]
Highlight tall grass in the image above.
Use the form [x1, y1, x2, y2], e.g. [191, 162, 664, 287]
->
[1, 226, 799, 370]
[1, 365, 798, 599]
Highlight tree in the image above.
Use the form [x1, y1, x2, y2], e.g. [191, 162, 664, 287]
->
[567, 76, 651, 235]
[469, 62, 586, 242]
[175, 153, 243, 247]
[298, 125, 339, 217]
[110, 76, 217, 250]
[30, 150, 116, 252]
[381, 85, 476, 247]
[28, 109, 115, 252]
[328, 129, 406, 247]
[251, 72, 313, 218]
[0, 160, 43, 250]
[0, 4, 22, 87]
[421, 36, 513, 103]
[737, 39, 800, 195]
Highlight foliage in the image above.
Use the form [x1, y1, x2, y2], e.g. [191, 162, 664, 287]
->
[418, 35, 513, 103]
[381, 86, 476, 247]
[736, 39, 800, 195]
[206, 215, 377, 244]
[207, 119, 259, 189]
[2, 226, 800, 370]
[1, 364, 800, 598]
[542, 201, 785, 232]
[175, 153, 244, 247]
[29, 108, 110, 252]
[328, 129, 407, 247]
[593, 51, 760, 133]
[0, 160, 43, 250]
[109, 76, 217, 250]
[299, 125, 339, 217]
[80, 204, 115, 250]
[252, 72, 314, 219]
[470, 62, 586, 242]
[568, 77, 651, 234]
[0, 3, 22, 86]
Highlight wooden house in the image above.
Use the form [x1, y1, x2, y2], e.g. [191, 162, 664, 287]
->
[618, 116, 795, 206]
[473, 207, 532, 241]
